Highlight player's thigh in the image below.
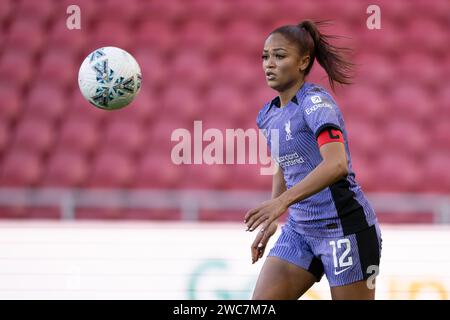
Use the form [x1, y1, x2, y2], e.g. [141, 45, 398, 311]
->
[330, 279, 375, 300]
[252, 256, 318, 300]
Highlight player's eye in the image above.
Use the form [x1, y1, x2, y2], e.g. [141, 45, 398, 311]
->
[261, 54, 269, 60]
[275, 54, 285, 59]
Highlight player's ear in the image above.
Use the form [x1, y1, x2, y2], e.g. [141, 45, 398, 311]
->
[299, 55, 310, 72]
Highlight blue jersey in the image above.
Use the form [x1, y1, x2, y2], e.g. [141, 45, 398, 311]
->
[257, 82, 377, 237]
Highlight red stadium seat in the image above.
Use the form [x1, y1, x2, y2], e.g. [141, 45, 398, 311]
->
[169, 50, 211, 89]
[373, 153, 423, 192]
[102, 119, 145, 156]
[48, 18, 87, 54]
[5, 19, 46, 55]
[346, 121, 382, 158]
[134, 22, 176, 55]
[407, 18, 449, 56]
[180, 0, 230, 24]
[199, 209, 246, 222]
[358, 20, 404, 57]
[377, 211, 434, 224]
[134, 152, 182, 188]
[382, 0, 417, 25]
[133, 49, 168, 90]
[42, 151, 89, 187]
[330, 1, 366, 27]
[350, 154, 377, 192]
[176, 21, 221, 56]
[0, 121, 10, 155]
[75, 208, 125, 220]
[98, 0, 139, 23]
[145, 116, 193, 153]
[396, 52, 444, 90]
[423, 152, 450, 193]
[436, 84, 450, 116]
[89, 21, 133, 50]
[0, 149, 43, 187]
[89, 151, 136, 188]
[0, 50, 35, 88]
[161, 85, 202, 121]
[431, 119, 450, 150]
[113, 88, 158, 123]
[36, 50, 77, 90]
[388, 84, 436, 123]
[340, 85, 389, 122]
[16, 0, 55, 22]
[225, 163, 272, 190]
[222, 21, 266, 58]
[416, 0, 450, 22]
[68, 89, 108, 123]
[12, 117, 55, 155]
[214, 54, 261, 91]
[382, 121, 429, 157]
[0, 206, 61, 220]
[268, 1, 322, 29]
[25, 84, 67, 122]
[0, 84, 23, 123]
[205, 85, 248, 123]
[0, 0, 14, 25]
[355, 54, 396, 90]
[100, 88, 157, 125]
[57, 117, 100, 155]
[135, 0, 186, 24]
[230, 0, 276, 25]
[180, 164, 229, 189]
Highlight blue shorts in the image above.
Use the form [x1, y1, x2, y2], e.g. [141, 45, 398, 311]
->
[268, 223, 382, 287]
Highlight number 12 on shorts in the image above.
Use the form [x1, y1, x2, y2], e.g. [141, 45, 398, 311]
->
[329, 239, 353, 269]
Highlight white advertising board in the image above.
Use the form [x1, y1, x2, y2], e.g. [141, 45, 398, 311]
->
[0, 222, 448, 299]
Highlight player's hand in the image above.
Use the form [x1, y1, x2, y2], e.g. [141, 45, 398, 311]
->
[251, 221, 278, 264]
[244, 197, 287, 233]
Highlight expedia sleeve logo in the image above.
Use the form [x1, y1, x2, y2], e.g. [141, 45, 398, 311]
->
[310, 95, 322, 104]
[305, 95, 333, 115]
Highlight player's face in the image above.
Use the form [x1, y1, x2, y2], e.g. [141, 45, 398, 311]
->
[262, 33, 307, 92]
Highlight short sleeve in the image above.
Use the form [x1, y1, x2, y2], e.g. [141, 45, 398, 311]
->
[256, 103, 270, 129]
[256, 109, 263, 129]
[303, 93, 342, 138]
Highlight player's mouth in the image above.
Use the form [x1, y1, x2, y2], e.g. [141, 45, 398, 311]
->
[265, 71, 277, 81]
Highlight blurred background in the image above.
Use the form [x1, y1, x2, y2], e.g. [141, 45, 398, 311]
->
[0, 0, 449, 299]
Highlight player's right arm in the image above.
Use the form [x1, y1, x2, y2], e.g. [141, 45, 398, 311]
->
[251, 165, 286, 264]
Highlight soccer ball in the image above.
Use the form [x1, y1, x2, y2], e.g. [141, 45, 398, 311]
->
[78, 46, 142, 110]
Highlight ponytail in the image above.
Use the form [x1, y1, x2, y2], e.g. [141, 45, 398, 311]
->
[271, 20, 354, 90]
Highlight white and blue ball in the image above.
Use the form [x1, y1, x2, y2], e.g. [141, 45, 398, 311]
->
[78, 46, 142, 110]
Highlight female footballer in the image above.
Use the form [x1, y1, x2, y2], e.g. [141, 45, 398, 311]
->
[244, 20, 382, 300]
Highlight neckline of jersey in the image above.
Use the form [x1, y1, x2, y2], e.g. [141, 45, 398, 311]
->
[270, 82, 311, 112]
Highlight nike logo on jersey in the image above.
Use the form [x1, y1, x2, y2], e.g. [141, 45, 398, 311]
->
[334, 266, 351, 275]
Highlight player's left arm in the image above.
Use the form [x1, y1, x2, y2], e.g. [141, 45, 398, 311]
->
[244, 128, 347, 232]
